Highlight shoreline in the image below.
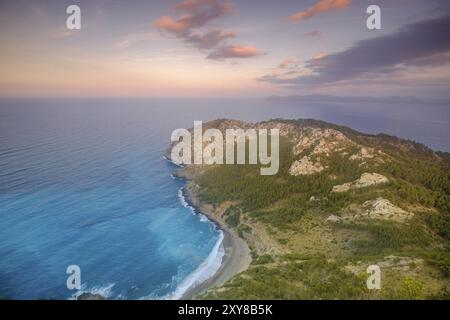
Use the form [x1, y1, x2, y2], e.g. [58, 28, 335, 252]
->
[174, 169, 252, 300]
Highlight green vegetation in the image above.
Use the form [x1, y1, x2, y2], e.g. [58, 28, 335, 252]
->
[427, 251, 450, 277]
[204, 257, 367, 300]
[336, 220, 432, 253]
[397, 277, 425, 300]
[193, 119, 450, 299]
[223, 206, 241, 228]
[253, 254, 274, 265]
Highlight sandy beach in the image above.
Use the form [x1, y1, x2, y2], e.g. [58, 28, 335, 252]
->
[179, 178, 252, 300]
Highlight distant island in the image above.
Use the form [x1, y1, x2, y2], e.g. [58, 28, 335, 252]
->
[266, 94, 450, 106]
[169, 118, 450, 299]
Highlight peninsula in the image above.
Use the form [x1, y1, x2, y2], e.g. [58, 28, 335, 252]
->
[169, 118, 450, 300]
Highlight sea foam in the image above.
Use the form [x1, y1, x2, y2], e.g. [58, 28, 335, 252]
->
[165, 231, 224, 300]
[70, 283, 116, 300]
[154, 187, 226, 300]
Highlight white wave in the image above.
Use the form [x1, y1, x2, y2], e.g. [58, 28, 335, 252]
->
[177, 188, 216, 226]
[142, 181, 225, 300]
[163, 155, 185, 167]
[177, 188, 190, 209]
[165, 231, 225, 300]
[171, 174, 184, 181]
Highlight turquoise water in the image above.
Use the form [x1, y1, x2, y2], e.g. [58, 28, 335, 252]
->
[0, 98, 448, 299]
[0, 100, 224, 299]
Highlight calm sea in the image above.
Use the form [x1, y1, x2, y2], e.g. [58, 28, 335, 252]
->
[0, 98, 448, 299]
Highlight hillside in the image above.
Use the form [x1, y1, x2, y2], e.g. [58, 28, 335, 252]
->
[172, 118, 450, 299]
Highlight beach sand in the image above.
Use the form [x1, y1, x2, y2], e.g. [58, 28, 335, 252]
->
[180, 181, 252, 300]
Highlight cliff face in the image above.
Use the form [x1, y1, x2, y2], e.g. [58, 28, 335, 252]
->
[171, 118, 450, 300]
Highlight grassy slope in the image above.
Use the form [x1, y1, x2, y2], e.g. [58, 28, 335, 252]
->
[193, 119, 450, 299]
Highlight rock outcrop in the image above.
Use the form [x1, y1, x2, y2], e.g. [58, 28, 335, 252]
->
[339, 197, 413, 221]
[289, 156, 325, 175]
[332, 173, 389, 192]
[76, 293, 107, 300]
[349, 147, 376, 161]
[360, 197, 413, 221]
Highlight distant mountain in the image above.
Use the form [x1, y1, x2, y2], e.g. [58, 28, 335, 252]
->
[267, 94, 450, 106]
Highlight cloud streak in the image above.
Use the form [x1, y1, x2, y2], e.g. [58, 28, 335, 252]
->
[154, 0, 232, 34]
[278, 59, 298, 69]
[259, 14, 450, 86]
[186, 29, 237, 49]
[288, 0, 351, 22]
[304, 30, 321, 38]
[154, 0, 262, 59]
[207, 45, 264, 60]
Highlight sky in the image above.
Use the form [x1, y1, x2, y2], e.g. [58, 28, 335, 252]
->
[0, 0, 449, 98]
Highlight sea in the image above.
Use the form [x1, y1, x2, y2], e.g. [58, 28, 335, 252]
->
[0, 98, 449, 299]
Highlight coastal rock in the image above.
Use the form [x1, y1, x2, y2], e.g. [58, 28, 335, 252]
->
[332, 173, 389, 193]
[360, 197, 413, 221]
[340, 197, 412, 221]
[292, 128, 352, 156]
[289, 156, 325, 175]
[349, 147, 376, 161]
[76, 293, 106, 300]
[326, 215, 341, 223]
[287, 127, 387, 177]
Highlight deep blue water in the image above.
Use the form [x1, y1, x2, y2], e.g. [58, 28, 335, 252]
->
[0, 98, 449, 299]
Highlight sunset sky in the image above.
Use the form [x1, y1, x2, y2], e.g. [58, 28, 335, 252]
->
[0, 0, 449, 98]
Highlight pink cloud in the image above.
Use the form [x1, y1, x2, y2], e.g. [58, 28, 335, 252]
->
[153, 16, 190, 32]
[288, 0, 351, 22]
[175, 0, 232, 11]
[154, 0, 232, 34]
[154, 0, 263, 60]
